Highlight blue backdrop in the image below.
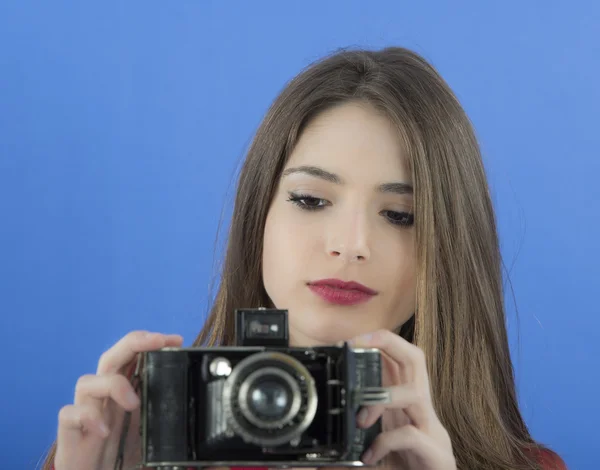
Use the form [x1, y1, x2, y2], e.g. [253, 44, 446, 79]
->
[1, 1, 597, 468]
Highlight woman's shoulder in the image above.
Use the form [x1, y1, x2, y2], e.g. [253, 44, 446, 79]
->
[527, 447, 567, 469]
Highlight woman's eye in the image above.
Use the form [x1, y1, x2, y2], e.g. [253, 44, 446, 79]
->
[287, 193, 414, 227]
[287, 193, 327, 210]
[383, 210, 415, 227]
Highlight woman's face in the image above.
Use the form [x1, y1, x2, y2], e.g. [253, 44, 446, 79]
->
[262, 101, 416, 347]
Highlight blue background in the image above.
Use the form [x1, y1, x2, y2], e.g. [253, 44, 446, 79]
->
[1, 1, 598, 468]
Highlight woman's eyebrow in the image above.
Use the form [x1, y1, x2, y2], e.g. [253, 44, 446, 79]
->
[282, 165, 341, 183]
[282, 165, 413, 195]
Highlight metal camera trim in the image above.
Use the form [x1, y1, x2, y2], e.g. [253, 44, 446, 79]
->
[238, 366, 302, 430]
[222, 351, 318, 447]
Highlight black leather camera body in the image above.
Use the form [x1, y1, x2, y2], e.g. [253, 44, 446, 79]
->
[139, 308, 386, 468]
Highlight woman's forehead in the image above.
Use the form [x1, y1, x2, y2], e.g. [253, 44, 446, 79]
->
[286, 102, 411, 184]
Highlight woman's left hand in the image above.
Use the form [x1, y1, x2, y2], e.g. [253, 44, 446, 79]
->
[350, 329, 456, 470]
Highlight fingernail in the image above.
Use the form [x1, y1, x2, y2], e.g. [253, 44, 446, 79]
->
[350, 332, 373, 345]
[360, 332, 373, 342]
[98, 422, 110, 437]
[357, 407, 370, 426]
[126, 390, 140, 407]
[362, 449, 373, 464]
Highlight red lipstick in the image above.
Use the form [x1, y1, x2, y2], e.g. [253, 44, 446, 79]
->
[307, 279, 377, 306]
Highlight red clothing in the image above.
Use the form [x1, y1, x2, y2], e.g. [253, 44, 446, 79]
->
[529, 447, 568, 469]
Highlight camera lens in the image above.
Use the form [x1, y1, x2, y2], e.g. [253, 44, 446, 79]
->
[237, 366, 301, 430]
[247, 377, 292, 421]
[222, 352, 318, 447]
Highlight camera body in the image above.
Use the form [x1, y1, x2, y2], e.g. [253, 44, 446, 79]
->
[139, 309, 383, 468]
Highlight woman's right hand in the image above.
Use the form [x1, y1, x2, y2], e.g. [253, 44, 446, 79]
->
[53, 331, 184, 470]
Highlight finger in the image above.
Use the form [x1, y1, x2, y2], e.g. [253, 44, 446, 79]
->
[362, 424, 445, 466]
[351, 331, 415, 385]
[352, 330, 430, 390]
[357, 403, 385, 428]
[379, 348, 406, 385]
[74, 374, 141, 411]
[97, 331, 183, 375]
[57, 404, 110, 441]
[357, 384, 433, 430]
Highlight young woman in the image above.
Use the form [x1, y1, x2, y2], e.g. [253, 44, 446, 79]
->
[43, 47, 566, 470]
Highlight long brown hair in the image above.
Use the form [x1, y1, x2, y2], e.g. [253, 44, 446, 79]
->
[194, 47, 553, 469]
[43, 47, 557, 469]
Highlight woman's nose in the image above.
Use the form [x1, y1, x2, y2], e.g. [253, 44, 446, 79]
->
[325, 211, 371, 263]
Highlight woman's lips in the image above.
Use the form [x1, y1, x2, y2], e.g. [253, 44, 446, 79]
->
[307, 279, 377, 306]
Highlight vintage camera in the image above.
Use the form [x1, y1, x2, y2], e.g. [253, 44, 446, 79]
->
[138, 309, 388, 468]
